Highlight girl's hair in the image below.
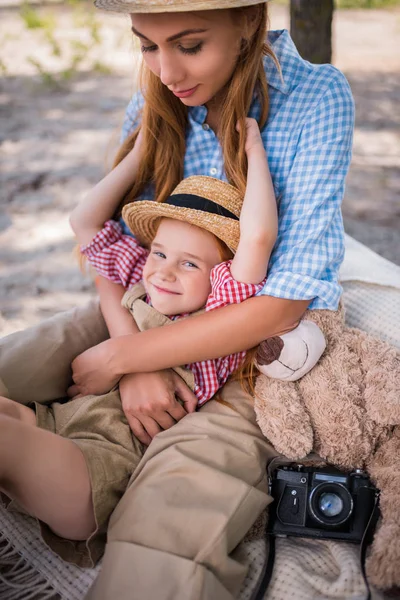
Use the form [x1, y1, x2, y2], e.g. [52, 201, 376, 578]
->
[113, 3, 280, 211]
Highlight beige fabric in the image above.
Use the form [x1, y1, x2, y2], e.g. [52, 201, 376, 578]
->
[33, 390, 144, 568]
[122, 282, 195, 390]
[0, 299, 108, 404]
[86, 379, 279, 600]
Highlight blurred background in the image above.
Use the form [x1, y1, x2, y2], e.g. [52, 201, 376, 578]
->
[1, 0, 399, 334]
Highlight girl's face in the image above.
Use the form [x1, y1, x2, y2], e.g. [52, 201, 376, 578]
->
[130, 10, 243, 108]
[142, 218, 222, 316]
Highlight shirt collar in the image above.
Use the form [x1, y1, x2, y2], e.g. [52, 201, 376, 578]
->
[264, 29, 292, 95]
[188, 29, 298, 125]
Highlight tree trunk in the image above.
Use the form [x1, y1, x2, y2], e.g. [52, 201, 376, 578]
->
[290, 0, 334, 64]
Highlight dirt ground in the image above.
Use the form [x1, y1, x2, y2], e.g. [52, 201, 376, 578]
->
[1, 1, 400, 335]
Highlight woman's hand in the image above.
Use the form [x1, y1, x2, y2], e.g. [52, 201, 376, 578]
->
[68, 339, 121, 397]
[119, 370, 198, 445]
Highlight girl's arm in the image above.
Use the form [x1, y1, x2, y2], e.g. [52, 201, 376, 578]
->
[95, 276, 139, 338]
[230, 118, 278, 284]
[70, 131, 143, 246]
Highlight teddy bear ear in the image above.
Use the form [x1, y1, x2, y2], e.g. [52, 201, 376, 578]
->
[256, 321, 326, 383]
[256, 337, 284, 366]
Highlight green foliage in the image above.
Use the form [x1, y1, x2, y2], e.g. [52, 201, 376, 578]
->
[19, 2, 106, 88]
[20, 2, 56, 30]
[43, 29, 62, 58]
[0, 58, 7, 75]
[27, 57, 58, 87]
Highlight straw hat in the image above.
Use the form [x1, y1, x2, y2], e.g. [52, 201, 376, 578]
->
[122, 175, 243, 252]
[95, 0, 268, 14]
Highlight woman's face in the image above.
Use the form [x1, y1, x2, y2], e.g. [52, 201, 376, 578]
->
[130, 10, 243, 108]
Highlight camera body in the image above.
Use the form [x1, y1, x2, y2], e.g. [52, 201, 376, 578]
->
[267, 465, 378, 543]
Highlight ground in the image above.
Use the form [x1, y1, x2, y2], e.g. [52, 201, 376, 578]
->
[1, 1, 399, 335]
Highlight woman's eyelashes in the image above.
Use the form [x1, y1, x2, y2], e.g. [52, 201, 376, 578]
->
[140, 43, 203, 56]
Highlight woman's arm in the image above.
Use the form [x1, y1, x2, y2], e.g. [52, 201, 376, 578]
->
[70, 130, 143, 246]
[230, 119, 278, 284]
[71, 295, 309, 395]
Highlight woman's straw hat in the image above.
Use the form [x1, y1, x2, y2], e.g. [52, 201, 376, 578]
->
[95, 0, 268, 14]
[122, 175, 243, 252]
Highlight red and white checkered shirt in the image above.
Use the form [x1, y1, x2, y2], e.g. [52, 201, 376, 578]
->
[82, 220, 265, 406]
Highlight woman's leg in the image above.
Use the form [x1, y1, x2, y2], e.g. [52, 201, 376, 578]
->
[0, 299, 108, 405]
[86, 380, 279, 600]
[0, 396, 95, 540]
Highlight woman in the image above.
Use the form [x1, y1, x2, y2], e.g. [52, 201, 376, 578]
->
[0, 0, 354, 598]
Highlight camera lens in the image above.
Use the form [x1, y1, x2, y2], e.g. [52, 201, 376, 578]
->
[319, 492, 344, 517]
[308, 483, 353, 527]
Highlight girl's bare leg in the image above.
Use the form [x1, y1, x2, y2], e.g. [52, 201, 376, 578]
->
[0, 396, 96, 541]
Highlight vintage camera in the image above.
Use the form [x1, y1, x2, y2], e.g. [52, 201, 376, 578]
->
[267, 465, 379, 543]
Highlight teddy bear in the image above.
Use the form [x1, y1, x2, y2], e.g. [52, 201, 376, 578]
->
[253, 306, 400, 590]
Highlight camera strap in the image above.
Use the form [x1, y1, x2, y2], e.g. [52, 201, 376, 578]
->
[252, 535, 276, 600]
[360, 491, 380, 600]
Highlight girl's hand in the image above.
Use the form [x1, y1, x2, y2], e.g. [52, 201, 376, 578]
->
[119, 371, 198, 445]
[237, 118, 264, 155]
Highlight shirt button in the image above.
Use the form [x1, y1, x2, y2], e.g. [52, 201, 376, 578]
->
[202, 123, 210, 131]
[210, 167, 217, 176]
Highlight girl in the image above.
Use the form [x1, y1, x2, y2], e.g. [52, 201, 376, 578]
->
[0, 118, 322, 567]
[0, 1, 354, 597]
[0, 118, 276, 566]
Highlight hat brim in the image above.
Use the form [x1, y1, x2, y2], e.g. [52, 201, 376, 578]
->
[94, 0, 268, 14]
[122, 200, 240, 252]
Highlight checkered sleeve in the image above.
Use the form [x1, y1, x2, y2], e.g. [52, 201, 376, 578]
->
[81, 220, 148, 289]
[190, 351, 246, 406]
[259, 70, 355, 310]
[206, 261, 266, 311]
[120, 91, 145, 144]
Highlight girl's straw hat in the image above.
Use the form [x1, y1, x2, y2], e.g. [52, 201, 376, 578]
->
[122, 175, 242, 252]
[95, 0, 268, 14]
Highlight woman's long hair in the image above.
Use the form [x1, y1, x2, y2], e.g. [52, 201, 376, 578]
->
[113, 3, 280, 209]
[113, 3, 280, 396]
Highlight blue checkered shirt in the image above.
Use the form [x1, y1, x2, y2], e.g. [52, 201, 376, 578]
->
[120, 30, 355, 310]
